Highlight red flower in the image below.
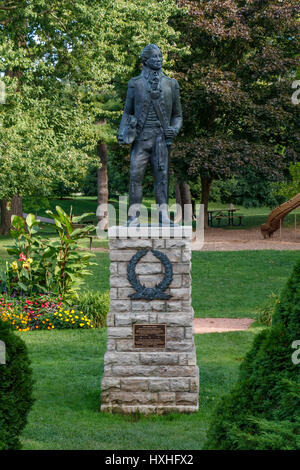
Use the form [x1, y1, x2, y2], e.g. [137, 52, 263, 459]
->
[18, 252, 26, 262]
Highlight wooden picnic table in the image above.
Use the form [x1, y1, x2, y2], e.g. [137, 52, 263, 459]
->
[207, 208, 243, 227]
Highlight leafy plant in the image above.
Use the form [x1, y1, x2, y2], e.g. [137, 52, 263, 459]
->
[255, 292, 280, 326]
[1, 207, 96, 301]
[45, 206, 96, 301]
[74, 291, 110, 328]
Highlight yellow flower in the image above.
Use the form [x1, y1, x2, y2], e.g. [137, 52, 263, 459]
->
[11, 261, 18, 271]
[27, 258, 33, 264]
[22, 262, 30, 269]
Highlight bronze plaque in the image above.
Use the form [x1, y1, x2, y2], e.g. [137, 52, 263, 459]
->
[134, 324, 166, 349]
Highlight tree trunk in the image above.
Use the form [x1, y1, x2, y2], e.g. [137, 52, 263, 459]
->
[201, 176, 213, 229]
[0, 196, 23, 235]
[97, 141, 109, 230]
[175, 180, 193, 223]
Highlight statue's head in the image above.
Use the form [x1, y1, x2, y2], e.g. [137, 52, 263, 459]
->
[140, 44, 163, 71]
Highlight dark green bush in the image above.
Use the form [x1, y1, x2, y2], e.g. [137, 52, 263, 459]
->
[205, 258, 300, 450]
[0, 319, 34, 450]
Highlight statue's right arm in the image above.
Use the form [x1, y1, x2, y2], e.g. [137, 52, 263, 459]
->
[117, 80, 135, 144]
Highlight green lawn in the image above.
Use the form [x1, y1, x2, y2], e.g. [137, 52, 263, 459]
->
[20, 328, 257, 450]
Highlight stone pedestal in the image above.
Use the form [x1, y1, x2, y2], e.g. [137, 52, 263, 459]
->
[100, 227, 199, 414]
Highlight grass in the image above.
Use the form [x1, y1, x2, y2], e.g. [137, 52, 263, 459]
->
[20, 328, 257, 450]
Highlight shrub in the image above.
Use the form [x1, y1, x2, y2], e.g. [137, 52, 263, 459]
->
[0, 319, 34, 449]
[255, 292, 280, 326]
[74, 291, 110, 327]
[205, 258, 300, 450]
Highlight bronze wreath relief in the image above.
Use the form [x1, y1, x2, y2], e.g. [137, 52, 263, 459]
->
[127, 249, 173, 300]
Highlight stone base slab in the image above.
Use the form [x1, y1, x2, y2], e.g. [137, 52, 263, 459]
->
[101, 405, 199, 414]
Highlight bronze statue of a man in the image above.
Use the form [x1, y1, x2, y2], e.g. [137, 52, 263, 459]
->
[118, 44, 182, 226]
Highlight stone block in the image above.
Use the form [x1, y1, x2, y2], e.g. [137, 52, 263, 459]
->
[110, 262, 118, 275]
[110, 250, 137, 262]
[149, 379, 170, 392]
[110, 288, 118, 299]
[157, 313, 193, 327]
[110, 276, 131, 288]
[120, 379, 149, 392]
[182, 249, 191, 262]
[136, 263, 162, 275]
[182, 274, 191, 287]
[166, 341, 195, 352]
[110, 239, 152, 250]
[166, 327, 185, 341]
[107, 327, 132, 339]
[114, 313, 149, 327]
[173, 263, 191, 274]
[176, 392, 198, 406]
[169, 288, 190, 300]
[158, 392, 176, 404]
[101, 377, 120, 391]
[169, 275, 182, 288]
[110, 300, 131, 311]
[153, 239, 165, 249]
[166, 301, 182, 312]
[165, 239, 187, 248]
[104, 352, 140, 366]
[140, 352, 178, 365]
[117, 287, 135, 299]
[170, 379, 190, 392]
[106, 313, 114, 327]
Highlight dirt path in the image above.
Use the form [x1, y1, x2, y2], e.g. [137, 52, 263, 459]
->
[193, 318, 254, 334]
[192, 227, 300, 251]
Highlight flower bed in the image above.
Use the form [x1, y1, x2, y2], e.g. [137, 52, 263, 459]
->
[0, 294, 94, 332]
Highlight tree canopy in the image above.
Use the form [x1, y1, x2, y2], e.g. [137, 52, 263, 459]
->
[172, 0, 300, 219]
[0, 0, 183, 200]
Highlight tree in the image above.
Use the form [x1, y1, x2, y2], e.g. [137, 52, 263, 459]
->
[172, 0, 300, 226]
[0, 0, 183, 233]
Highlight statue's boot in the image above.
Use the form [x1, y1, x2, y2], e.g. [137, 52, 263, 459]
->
[125, 216, 140, 227]
[159, 209, 175, 227]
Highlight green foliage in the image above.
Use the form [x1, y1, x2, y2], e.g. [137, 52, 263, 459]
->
[2, 207, 96, 300]
[172, 0, 299, 206]
[255, 292, 280, 327]
[45, 206, 96, 301]
[0, 318, 34, 450]
[205, 258, 300, 450]
[0, 0, 184, 203]
[210, 176, 284, 208]
[275, 163, 300, 201]
[74, 291, 110, 328]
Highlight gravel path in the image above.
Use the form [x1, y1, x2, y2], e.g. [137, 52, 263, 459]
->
[192, 227, 300, 251]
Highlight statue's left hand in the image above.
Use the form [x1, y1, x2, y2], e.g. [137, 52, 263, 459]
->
[165, 127, 176, 139]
